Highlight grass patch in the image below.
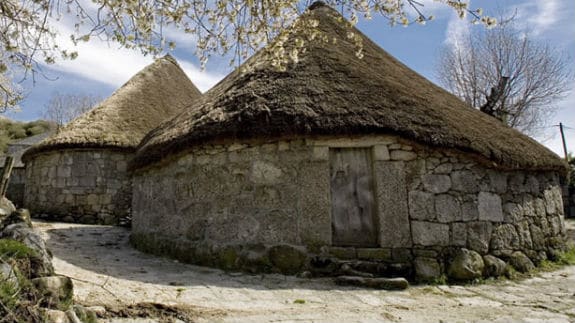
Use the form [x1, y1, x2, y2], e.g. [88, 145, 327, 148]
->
[293, 299, 306, 304]
[0, 278, 19, 310]
[554, 247, 575, 266]
[0, 239, 36, 260]
[428, 275, 447, 285]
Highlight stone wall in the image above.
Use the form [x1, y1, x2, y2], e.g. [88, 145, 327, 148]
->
[0, 167, 26, 208]
[131, 136, 567, 279]
[25, 150, 132, 224]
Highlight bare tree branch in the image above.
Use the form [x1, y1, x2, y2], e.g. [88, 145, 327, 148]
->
[436, 16, 572, 137]
[43, 92, 102, 129]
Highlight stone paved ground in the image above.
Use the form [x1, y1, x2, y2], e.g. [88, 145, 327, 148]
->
[35, 219, 575, 323]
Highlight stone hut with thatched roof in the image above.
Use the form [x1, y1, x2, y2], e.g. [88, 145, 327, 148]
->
[129, 3, 568, 280]
[0, 130, 55, 207]
[22, 55, 201, 225]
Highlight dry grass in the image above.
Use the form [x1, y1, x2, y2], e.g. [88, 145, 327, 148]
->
[22, 55, 201, 162]
[132, 4, 567, 174]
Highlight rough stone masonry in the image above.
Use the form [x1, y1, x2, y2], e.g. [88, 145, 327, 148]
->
[130, 135, 567, 281]
[24, 150, 131, 225]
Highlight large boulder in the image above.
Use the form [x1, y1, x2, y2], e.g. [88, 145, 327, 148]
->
[482, 255, 507, 277]
[447, 248, 485, 281]
[267, 245, 308, 274]
[1, 223, 54, 277]
[509, 251, 535, 273]
[0, 197, 16, 217]
[31, 276, 74, 310]
[414, 257, 441, 282]
[1, 208, 32, 230]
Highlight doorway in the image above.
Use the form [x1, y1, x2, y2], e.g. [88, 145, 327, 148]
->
[329, 147, 378, 247]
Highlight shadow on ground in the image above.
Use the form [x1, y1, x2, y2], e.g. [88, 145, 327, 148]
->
[38, 221, 352, 291]
[38, 218, 575, 291]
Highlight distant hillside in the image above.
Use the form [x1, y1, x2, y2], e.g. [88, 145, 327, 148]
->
[0, 118, 56, 154]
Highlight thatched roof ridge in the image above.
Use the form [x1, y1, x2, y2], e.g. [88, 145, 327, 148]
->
[22, 55, 201, 162]
[132, 3, 567, 173]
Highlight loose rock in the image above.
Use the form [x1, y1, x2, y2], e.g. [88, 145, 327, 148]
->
[334, 276, 409, 290]
[482, 255, 507, 277]
[1, 223, 54, 277]
[31, 276, 74, 310]
[0, 197, 16, 217]
[447, 248, 484, 281]
[509, 251, 535, 273]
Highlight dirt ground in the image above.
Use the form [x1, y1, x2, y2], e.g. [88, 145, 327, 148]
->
[34, 219, 575, 323]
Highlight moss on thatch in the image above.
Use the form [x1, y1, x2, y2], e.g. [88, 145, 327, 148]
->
[131, 4, 567, 173]
[22, 55, 201, 162]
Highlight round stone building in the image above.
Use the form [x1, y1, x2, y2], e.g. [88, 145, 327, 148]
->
[22, 55, 201, 224]
[130, 4, 569, 280]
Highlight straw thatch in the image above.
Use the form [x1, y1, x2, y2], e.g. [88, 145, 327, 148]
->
[132, 3, 567, 173]
[22, 55, 201, 162]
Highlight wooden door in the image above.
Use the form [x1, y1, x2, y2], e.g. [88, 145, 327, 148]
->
[329, 148, 378, 247]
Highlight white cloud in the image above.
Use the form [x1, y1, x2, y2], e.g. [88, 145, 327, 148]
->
[444, 12, 470, 50]
[178, 60, 225, 92]
[42, 17, 223, 93]
[515, 0, 566, 35]
[414, 0, 451, 16]
[527, 0, 560, 32]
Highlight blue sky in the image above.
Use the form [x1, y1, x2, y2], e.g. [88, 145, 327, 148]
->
[5, 0, 575, 157]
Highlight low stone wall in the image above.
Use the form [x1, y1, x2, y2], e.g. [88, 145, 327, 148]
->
[0, 167, 26, 208]
[131, 136, 568, 280]
[25, 149, 132, 224]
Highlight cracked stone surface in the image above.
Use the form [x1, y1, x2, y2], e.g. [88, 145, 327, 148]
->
[35, 219, 575, 323]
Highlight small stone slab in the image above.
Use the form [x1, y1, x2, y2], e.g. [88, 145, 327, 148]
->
[334, 275, 409, 290]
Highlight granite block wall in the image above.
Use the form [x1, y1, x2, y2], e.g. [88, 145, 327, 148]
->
[25, 150, 131, 224]
[131, 136, 567, 279]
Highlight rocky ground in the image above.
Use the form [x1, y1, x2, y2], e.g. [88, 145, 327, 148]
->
[35, 219, 575, 323]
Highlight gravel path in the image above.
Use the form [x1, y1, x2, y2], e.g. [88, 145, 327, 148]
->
[35, 219, 575, 323]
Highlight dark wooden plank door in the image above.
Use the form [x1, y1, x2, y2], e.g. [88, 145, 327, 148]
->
[329, 148, 378, 247]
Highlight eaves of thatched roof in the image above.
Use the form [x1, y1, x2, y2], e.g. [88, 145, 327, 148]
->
[131, 3, 567, 173]
[22, 55, 201, 162]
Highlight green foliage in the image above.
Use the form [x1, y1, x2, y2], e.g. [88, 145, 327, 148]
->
[0, 136, 8, 155]
[6, 123, 26, 140]
[0, 278, 19, 312]
[428, 275, 448, 285]
[0, 118, 54, 154]
[0, 239, 36, 260]
[554, 246, 575, 266]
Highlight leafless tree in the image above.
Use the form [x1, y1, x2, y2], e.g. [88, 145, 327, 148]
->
[43, 92, 101, 129]
[436, 18, 572, 136]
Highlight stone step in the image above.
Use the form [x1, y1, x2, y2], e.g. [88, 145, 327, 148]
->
[309, 256, 413, 279]
[334, 275, 409, 290]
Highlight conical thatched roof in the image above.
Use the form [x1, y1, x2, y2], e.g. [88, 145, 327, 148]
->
[22, 55, 201, 161]
[132, 3, 567, 173]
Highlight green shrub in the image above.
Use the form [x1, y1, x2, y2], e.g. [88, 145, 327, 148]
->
[0, 239, 36, 260]
[555, 247, 575, 266]
[6, 123, 26, 139]
[0, 118, 53, 154]
[0, 278, 19, 311]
